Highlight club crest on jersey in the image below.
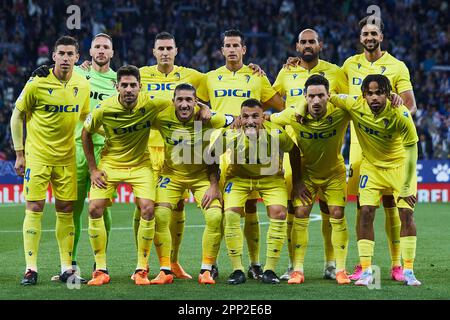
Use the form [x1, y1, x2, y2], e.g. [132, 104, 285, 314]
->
[140, 107, 146, 115]
[319, 72, 325, 77]
[327, 116, 333, 124]
[380, 66, 386, 74]
[48, 88, 53, 95]
[218, 75, 223, 81]
[111, 80, 117, 88]
[73, 87, 78, 97]
[245, 75, 251, 83]
[383, 118, 389, 128]
[174, 72, 181, 80]
[114, 113, 118, 119]
[357, 63, 361, 69]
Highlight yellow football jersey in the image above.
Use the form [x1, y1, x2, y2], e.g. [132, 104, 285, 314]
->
[331, 95, 418, 168]
[140, 65, 205, 147]
[271, 103, 350, 184]
[84, 93, 170, 168]
[153, 106, 234, 177]
[196, 65, 277, 116]
[218, 121, 294, 178]
[15, 69, 90, 165]
[273, 59, 348, 110]
[342, 51, 413, 143]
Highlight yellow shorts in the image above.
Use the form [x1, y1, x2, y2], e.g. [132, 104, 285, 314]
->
[156, 173, 222, 209]
[293, 171, 347, 208]
[358, 160, 417, 210]
[89, 163, 155, 202]
[23, 161, 77, 201]
[223, 175, 288, 209]
[219, 153, 260, 200]
[347, 143, 362, 196]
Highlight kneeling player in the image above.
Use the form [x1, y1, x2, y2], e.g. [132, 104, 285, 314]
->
[82, 66, 185, 286]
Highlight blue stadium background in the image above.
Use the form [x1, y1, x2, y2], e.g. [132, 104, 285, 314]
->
[0, 0, 448, 163]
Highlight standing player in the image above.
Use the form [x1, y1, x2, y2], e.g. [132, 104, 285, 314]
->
[330, 75, 420, 286]
[343, 16, 418, 281]
[215, 98, 295, 285]
[11, 36, 90, 285]
[135, 32, 206, 279]
[270, 75, 351, 285]
[150, 84, 233, 285]
[82, 65, 169, 286]
[34, 33, 117, 282]
[197, 29, 285, 280]
[273, 29, 348, 280]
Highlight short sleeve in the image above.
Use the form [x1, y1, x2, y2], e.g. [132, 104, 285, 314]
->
[84, 105, 103, 134]
[260, 75, 277, 103]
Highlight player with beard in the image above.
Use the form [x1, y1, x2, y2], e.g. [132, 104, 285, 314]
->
[273, 29, 348, 281]
[342, 17, 417, 282]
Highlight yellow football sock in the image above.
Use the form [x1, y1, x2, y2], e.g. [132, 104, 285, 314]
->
[400, 236, 416, 270]
[224, 210, 244, 271]
[202, 207, 222, 265]
[264, 218, 287, 272]
[357, 239, 374, 271]
[330, 217, 348, 271]
[384, 207, 401, 267]
[132, 206, 141, 248]
[23, 210, 42, 271]
[286, 213, 294, 265]
[170, 209, 185, 263]
[137, 217, 155, 270]
[88, 217, 107, 270]
[244, 212, 260, 264]
[55, 212, 75, 272]
[154, 206, 172, 269]
[321, 211, 335, 263]
[291, 217, 309, 272]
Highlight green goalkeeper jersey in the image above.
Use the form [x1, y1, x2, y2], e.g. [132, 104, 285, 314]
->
[74, 65, 117, 146]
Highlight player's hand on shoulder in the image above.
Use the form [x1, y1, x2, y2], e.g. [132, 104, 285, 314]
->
[79, 60, 92, 71]
[90, 169, 108, 189]
[248, 63, 266, 77]
[390, 93, 404, 107]
[283, 56, 300, 70]
[31, 64, 52, 77]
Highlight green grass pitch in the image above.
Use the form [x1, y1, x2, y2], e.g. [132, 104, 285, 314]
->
[0, 202, 449, 300]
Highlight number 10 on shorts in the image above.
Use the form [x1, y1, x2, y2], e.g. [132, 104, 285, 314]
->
[359, 175, 368, 189]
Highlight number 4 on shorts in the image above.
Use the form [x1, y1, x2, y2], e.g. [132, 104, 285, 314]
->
[224, 182, 233, 194]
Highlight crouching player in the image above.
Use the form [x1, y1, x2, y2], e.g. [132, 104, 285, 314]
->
[150, 83, 233, 285]
[214, 98, 297, 285]
[330, 74, 420, 286]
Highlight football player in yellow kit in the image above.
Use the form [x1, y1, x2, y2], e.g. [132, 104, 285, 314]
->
[343, 17, 417, 281]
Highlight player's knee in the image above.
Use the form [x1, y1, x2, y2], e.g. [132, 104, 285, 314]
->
[382, 195, 396, 208]
[55, 200, 73, 213]
[205, 209, 223, 231]
[330, 207, 345, 219]
[245, 199, 257, 213]
[89, 202, 105, 219]
[140, 205, 155, 220]
[359, 208, 374, 229]
[26, 201, 44, 212]
[268, 206, 287, 220]
[399, 208, 415, 227]
[294, 207, 310, 219]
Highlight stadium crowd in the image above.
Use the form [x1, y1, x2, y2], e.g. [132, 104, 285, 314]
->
[0, 0, 448, 160]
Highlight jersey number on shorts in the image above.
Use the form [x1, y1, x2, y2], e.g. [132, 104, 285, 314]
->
[359, 175, 368, 189]
[24, 168, 31, 182]
[158, 177, 171, 189]
[224, 182, 233, 194]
